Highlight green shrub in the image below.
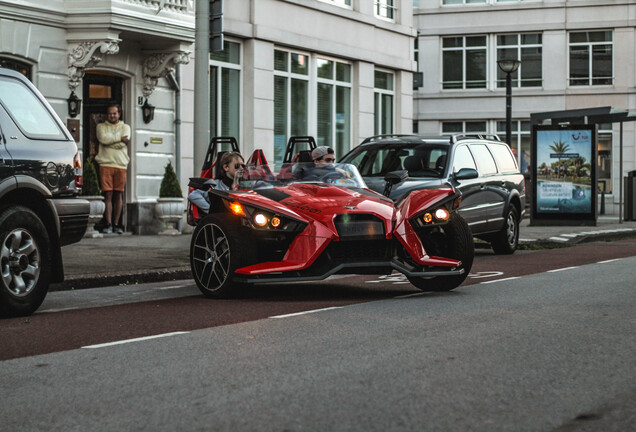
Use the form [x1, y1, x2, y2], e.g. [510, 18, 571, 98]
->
[159, 161, 183, 198]
[81, 159, 101, 196]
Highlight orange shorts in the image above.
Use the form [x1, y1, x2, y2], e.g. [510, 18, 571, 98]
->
[99, 166, 127, 192]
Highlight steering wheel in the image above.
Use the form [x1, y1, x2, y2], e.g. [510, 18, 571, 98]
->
[320, 171, 345, 183]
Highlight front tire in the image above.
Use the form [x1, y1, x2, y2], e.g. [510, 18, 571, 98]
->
[490, 206, 519, 255]
[408, 213, 474, 292]
[190, 214, 250, 298]
[0, 206, 52, 317]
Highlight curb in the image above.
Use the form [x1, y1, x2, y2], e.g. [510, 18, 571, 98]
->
[50, 267, 192, 292]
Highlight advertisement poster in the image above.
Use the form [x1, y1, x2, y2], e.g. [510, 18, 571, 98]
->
[532, 125, 596, 221]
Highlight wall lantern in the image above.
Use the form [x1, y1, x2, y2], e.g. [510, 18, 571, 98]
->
[67, 91, 82, 118]
[142, 98, 155, 124]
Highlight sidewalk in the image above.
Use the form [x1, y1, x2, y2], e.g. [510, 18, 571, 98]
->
[50, 216, 636, 291]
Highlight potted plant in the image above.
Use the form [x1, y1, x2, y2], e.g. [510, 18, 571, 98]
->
[156, 161, 184, 235]
[81, 159, 105, 238]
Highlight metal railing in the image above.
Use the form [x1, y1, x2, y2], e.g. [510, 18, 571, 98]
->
[121, 0, 193, 13]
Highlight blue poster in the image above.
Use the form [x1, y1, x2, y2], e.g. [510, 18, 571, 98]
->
[535, 129, 593, 214]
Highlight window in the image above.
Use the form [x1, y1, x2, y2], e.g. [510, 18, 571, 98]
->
[374, 70, 394, 135]
[375, 0, 395, 20]
[319, 0, 351, 7]
[488, 143, 518, 173]
[0, 57, 32, 81]
[0, 76, 65, 139]
[274, 49, 309, 163]
[469, 144, 498, 175]
[316, 58, 352, 158]
[496, 120, 530, 173]
[442, 36, 487, 89]
[496, 34, 542, 88]
[442, 121, 487, 135]
[210, 41, 241, 148]
[443, 0, 537, 3]
[569, 31, 613, 86]
[452, 145, 477, 172]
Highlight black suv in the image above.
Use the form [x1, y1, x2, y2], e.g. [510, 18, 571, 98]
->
[0, 68, 89, 317]
[340, 134, 526, 254]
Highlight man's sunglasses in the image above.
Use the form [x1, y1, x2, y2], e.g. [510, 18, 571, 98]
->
[320, 157, 336, 163]
[234, 163, 247, 169]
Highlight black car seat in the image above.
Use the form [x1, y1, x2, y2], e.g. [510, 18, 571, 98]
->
[403, 155, 423, 174]
[435, 155, 447, 173]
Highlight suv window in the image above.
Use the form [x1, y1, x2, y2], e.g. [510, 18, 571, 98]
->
[469, 144, 497, 175]
[346, 144, 448, 178]
[488, 143, 518, 173]
[0, 76, 65, 139]
[452, 145, 477, 172]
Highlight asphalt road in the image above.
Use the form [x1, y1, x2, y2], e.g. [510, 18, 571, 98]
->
[1, 240, 635, 431]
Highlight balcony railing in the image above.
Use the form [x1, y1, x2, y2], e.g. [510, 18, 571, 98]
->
[121, 0, 193, 13]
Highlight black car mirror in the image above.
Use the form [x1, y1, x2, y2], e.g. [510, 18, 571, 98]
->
[383, 170, 408, 197]
[453, 168, 479, 180]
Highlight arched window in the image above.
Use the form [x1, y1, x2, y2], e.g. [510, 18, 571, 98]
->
[0, 57, 32, 80]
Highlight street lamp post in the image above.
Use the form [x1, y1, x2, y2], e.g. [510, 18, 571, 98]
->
[497, 59, 521, 146]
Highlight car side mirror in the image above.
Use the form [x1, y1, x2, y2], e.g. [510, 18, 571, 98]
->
[383, 170, 408, 197]
[453, 168, 479, 180]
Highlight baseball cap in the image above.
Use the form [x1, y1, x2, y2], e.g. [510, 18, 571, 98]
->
[311, 146, 335, 160]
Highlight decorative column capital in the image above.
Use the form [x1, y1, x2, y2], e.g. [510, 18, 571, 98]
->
[67, 39, 121, 91]
[142, 50, 191, 98]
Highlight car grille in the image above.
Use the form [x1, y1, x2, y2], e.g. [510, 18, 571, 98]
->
[333, 214, 385, 240]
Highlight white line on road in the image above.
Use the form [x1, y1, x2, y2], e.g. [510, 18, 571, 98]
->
[269, 307, 344, 319]
[82, 332, 189, 349]
[597, 258, 622, 264]
[547, 266, 579, 273]
[479, 277, 521, 284]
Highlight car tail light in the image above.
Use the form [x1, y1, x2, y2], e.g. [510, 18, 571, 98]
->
[73, 152, 83, 188]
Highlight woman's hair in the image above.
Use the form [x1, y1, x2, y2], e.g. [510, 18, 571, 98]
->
[220, 151, 244, 168]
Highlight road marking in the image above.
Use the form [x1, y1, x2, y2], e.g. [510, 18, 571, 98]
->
[394, 292, 426, 299]
[549, 237, 569, 242]
[269, 307, 344, 319]
[547, 266, 579, 273]
[469, 271, 504, 279]
[479, 277, 520, 284]
[597, 258, 622, 264]
[82, 332, 189, 349]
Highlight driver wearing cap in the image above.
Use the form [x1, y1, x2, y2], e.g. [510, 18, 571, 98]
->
[295, 146, 344, 181]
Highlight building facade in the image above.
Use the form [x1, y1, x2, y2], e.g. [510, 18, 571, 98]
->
[1, 0, 415, 234]
[212, 0, 415, 166]
[414, 0, 636, 216]
[0, 0, 195, 234]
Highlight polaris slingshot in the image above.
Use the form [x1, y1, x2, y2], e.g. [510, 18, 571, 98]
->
[186, 137, 474, 298]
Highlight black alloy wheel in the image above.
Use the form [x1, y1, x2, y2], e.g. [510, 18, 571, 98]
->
[190, 214, 249, 298]
[0, 206, 52, 317]
[490, 206, 519, 255]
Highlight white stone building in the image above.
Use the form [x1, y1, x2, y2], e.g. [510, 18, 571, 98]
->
[0, 0, 415, 233]
[414, 0, 636, 216]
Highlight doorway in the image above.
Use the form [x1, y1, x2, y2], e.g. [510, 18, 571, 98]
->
[82, 72, 127, 231]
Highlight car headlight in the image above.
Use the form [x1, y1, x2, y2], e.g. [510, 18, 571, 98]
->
[223, 200, 305, 232]
[410, 196, 460, 228]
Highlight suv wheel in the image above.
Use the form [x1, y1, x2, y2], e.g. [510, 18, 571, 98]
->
[491, 206, 519, 255]
[0, 206, 52, 317]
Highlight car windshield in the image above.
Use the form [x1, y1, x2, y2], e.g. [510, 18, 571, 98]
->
[341, 144, 449, 178]
[232, 162, 368, 191]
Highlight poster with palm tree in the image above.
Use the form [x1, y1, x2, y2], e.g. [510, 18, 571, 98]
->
[535, 128, 594, 215]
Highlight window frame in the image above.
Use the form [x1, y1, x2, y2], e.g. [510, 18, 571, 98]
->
[495, 33, 543, 88]
[568, 30, 614, 87]
[374, 0, 396, 22]
[209, 39, 243, 146]
[374, 69, 395, 136]
[441, 35, 488, 90]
